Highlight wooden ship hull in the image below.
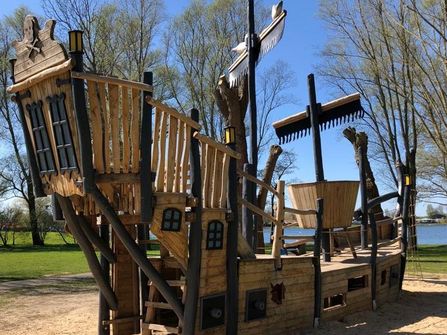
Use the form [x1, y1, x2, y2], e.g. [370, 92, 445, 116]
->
[7, 17, 410, 335]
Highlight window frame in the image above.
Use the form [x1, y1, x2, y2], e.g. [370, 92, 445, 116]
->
[27, 100, 56, 175]
[206, 220, 224, 250]
[47, 93, 78, 172]
[161, 208, 182, 232]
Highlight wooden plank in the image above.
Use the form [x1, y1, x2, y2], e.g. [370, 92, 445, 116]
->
[241, 198, 277, 224]
[71, 71, 152, 92]
[109, 84, 121, 173]
[203, 145, 215, 208]
[146, 324, 179, 334]
[219, 153, 230, 207]
[165, 114, 178, 192]
[14, 50, 67, 83]
[211, 150, 223, 208]
[174, 119, 184, 193]
[181, 125, 191, 193]
[156, 111, 168, 191]
[121, 86, 130, 173]
[144, 301, 173, 309]
[151, 107, 161, 172]
[130, 88, 140, 173]
[86, 80, 104, 173]
[97, 82, 110, 173]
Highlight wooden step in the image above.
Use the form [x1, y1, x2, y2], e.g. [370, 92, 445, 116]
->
[145, 301, 173, 310]
[144, 323, 180, 334]
[148, 280, 185, 287]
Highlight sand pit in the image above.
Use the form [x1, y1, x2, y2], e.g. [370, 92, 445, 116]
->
[0, 275, 446, 334]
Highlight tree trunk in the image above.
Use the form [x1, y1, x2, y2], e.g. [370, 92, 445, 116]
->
[343, 127, 384, 219]
[27, 179, 43, 246]
[255, 145, 283, 253]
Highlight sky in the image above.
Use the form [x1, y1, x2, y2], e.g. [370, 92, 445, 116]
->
[2, 0, 425, 215]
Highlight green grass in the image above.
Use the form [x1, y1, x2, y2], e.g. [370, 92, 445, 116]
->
[407, 244, 447, 275]
[0, 232, 88, 281]
[0, 232, 160, 282]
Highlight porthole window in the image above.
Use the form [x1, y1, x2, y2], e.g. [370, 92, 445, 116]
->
[207, 221, 224, 250]
[27, 101, 56, 174]
[161, 208, 182, 231]
[48, 93, 77, 172]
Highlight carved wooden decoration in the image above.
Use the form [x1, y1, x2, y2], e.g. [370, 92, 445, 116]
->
[12, 16, 68, 83]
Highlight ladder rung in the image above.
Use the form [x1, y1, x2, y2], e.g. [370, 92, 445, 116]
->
[145, 323, 180, 334]
[145, 301, 173, 309]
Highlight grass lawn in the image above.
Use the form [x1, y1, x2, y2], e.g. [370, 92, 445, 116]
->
[407, 244, 447, 275]
[0, 232, 160, 282]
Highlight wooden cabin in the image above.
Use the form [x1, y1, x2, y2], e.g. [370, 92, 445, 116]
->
[8, 17, 408, 335]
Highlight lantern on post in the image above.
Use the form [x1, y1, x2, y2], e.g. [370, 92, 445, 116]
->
[68, 30, 83, 54]
[224, 126, 236, 145]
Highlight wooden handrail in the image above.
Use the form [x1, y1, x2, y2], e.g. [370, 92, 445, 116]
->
[147, 98, 202, 130]
[240, 199, 277, 224]
[284, 207, 317, 216]
[237, 169, 278, 196]
[193, 132, 241, 159]
[72, 71, 153, 92]
[377, 237, 401, 248]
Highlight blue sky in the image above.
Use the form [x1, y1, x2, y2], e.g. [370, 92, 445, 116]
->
[3, 0, 424, 214]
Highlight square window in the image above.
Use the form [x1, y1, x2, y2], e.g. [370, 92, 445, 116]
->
[161, 208, 182, 232]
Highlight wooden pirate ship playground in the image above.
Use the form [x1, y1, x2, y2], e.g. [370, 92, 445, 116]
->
[7, 13, 411, 335]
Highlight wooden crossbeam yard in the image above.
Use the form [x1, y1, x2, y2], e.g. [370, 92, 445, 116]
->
[273, 92, 364, 144]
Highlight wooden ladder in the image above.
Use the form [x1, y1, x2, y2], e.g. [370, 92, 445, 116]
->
[142, 257, 186, 335]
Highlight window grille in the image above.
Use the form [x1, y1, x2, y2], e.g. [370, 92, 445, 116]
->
[161, 208, 182, 231]
[207, 221, 224, 250]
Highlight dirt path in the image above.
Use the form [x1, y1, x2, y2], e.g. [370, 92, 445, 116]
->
[0, 275, 446, 334]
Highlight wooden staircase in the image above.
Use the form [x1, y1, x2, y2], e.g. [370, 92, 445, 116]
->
[142, 256, 186, 335]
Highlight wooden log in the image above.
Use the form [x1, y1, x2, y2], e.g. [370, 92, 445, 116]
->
[174, 119, 184, 193]
[56, 195, 118, 310]
[71, 71, 153, 92]
[121, 86, 130, 173]
[166, 114, 178, 192]
[238, 169, 278, 196]
[98, 82, 111, 174]
[181, 125, 191, 193]
[313, 198, 324, 327]
[99, 222, 111, 335]
[193, 132, 241, 159]
[211, 151, 223, 208]
[240, 198, 277, 224]
[78, 215, 115, 264]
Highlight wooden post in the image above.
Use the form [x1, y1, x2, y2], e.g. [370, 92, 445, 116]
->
[368, 210, 378, 310]
[99, 221, 111, 335]
[242, 163, 255, 249]
[313, 198, 323, 327]
[358, 146, 368, 249]
[69, 40, 95, 192]
[55, 194, 118, 311]
[139, 71, 152, 319]
[183, 109, 203, 335]
[307, 74, 330, 262]
[51, 194, 64, 221]
[226, 127, 239, 335]
[399, 184, 410, 290]
[272, 181, 285, 269]
[89, 185, 184, 322]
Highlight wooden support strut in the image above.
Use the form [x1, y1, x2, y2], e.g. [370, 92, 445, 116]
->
[368, 210, 378, 311]
[77, 215, 116, 264]
[399, 185, 410, 290]
[89, 185, 184, 322]
[358, 145, 368, 249]
[99, 222, 111, 335]
[55, 194, 118, 310]
[182, 109, 203, 335]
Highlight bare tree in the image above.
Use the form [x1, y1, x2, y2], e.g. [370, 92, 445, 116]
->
[0, 10, 43, 245]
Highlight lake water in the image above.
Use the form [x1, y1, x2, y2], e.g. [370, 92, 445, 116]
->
[263, 224, 447, 245]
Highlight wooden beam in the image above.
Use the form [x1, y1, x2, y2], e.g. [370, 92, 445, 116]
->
[95, 173, 140, 184]
[272, 181, 285, 269]
[7, 59, 73, 93]
[240, 198, 277, 224]
[147, 97, 201, 130]
[237, 169, 278, 196]
[284, 207, 317, 216]
[193, 132, 241, 159]
[71, 71, 153, 92]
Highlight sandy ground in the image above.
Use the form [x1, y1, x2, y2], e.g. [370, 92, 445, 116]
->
[0, 275, 446, 335]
